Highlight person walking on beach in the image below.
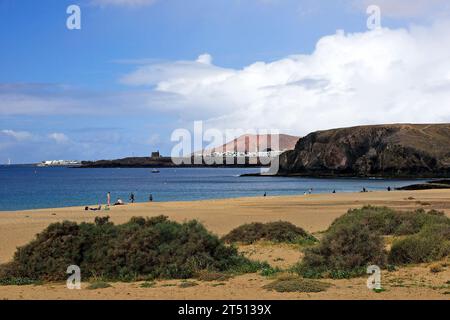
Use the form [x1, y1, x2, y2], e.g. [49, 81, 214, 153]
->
[149, 194, 153, 202]
[107, 192, 111, 206]
[130, 193, 135, 203]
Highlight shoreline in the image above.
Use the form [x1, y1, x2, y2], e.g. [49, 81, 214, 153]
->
[0, 186, 431, 213]
[1, 189, 450, 263]
[1, 189, 449, 300]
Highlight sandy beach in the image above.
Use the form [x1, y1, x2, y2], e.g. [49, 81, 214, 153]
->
[1, 189, 449, 300]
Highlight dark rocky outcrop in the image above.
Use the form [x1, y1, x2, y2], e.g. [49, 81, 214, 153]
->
[396, 183, 450, 190]
[278, 124, 450, 178]
[80, 156, 268, 168]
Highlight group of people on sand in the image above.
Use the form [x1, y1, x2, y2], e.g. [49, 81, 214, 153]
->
[85, 192, 154, 211]
[90, 185, 394, 210]
[294, 186, 393, 196]
[106, 192, 154, 206]
[360, 186, 392, 193]
[106, 192, 124, 206]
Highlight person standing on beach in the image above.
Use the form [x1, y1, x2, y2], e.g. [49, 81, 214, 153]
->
[107, 192, 111, 206]
[130, 193, 135, 203]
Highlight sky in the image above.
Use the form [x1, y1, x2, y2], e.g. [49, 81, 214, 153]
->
[1, 0, 450, 163]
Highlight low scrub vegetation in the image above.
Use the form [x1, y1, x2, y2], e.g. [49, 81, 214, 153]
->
[222, 221, 317, 245]
[295, 223, 387, 279]
[388, 223, 450, 265]
[429, 263, 444, 273]
[328, 206, 449, 236]
[0, 276, 42, 286]
[87, 281, 112, 290]
[140, 281, 156, 288]
[179, 281, 199, 288]
[296, 206, 450, 278]
[263, 276, 330, 293]
[0, 216, 261, 282]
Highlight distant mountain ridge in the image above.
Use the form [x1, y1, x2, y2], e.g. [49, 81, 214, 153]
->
[278, 124, 450, 178]
[204, 134, 300, 154]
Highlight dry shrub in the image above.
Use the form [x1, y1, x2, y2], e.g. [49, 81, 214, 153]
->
[429, 263, 444, 273]
[87, 281, 112, 290]
[222, 221, 317, 245]
[388, 224, 450, 265]
[263, 277, 330, 293]
[329, 206, 449, 236]
[0, 216, 257, 282]
[295, 223, 387, 279]
[296, 206, 450, 278]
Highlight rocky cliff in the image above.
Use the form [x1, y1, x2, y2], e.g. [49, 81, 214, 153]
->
[278, 124, 450, 178]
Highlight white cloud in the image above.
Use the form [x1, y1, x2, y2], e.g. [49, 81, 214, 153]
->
[121, 22, 450, 136]
[2, 21, 450, 140]
[91, 0, 158, 7]
[196, 53, 213, 65]
[48, 133, 70, 144]
[0, 84, 157, 116]
[1, 130, 33, 141]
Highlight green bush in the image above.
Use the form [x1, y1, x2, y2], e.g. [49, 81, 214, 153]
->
[4, 221, 85, 281]
[260, 266, 282, 277]
[140, 281, 156, 288]
[0, 216, 260, 282]
[222, 221, 317, 244]
[179, 281, 198, 288]
[388, 224, 450, 265]
[295, 223, 387, 279]
[0, 276, 41, 286]
[263, 277, 330, 293]
[294, 206, 450, 278]
[328, 206, 449, 236]
[87, 281, 112, 290]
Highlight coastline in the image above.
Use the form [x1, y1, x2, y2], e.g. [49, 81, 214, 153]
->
[0, 189, 449, 300]
[1, 189, 450, 264]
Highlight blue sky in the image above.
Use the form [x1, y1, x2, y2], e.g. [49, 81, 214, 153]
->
[1, 0, 450, 163]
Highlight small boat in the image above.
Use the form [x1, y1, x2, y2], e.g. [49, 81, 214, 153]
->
[151, 169, 160, 173]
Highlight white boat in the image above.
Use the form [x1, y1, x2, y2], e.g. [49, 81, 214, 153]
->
[151, 169, 160, 173]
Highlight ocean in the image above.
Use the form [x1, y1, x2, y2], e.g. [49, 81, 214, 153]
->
[0, 165, 427, 211]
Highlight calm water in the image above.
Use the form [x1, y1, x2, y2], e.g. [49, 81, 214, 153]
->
[0, 165, 427, 211]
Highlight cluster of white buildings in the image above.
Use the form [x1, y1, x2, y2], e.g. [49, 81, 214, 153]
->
[196, 150, 284, 158]
[37, 160, 82, 167]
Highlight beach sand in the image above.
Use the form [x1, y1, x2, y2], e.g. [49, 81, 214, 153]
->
[0, 189, 449, 300]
